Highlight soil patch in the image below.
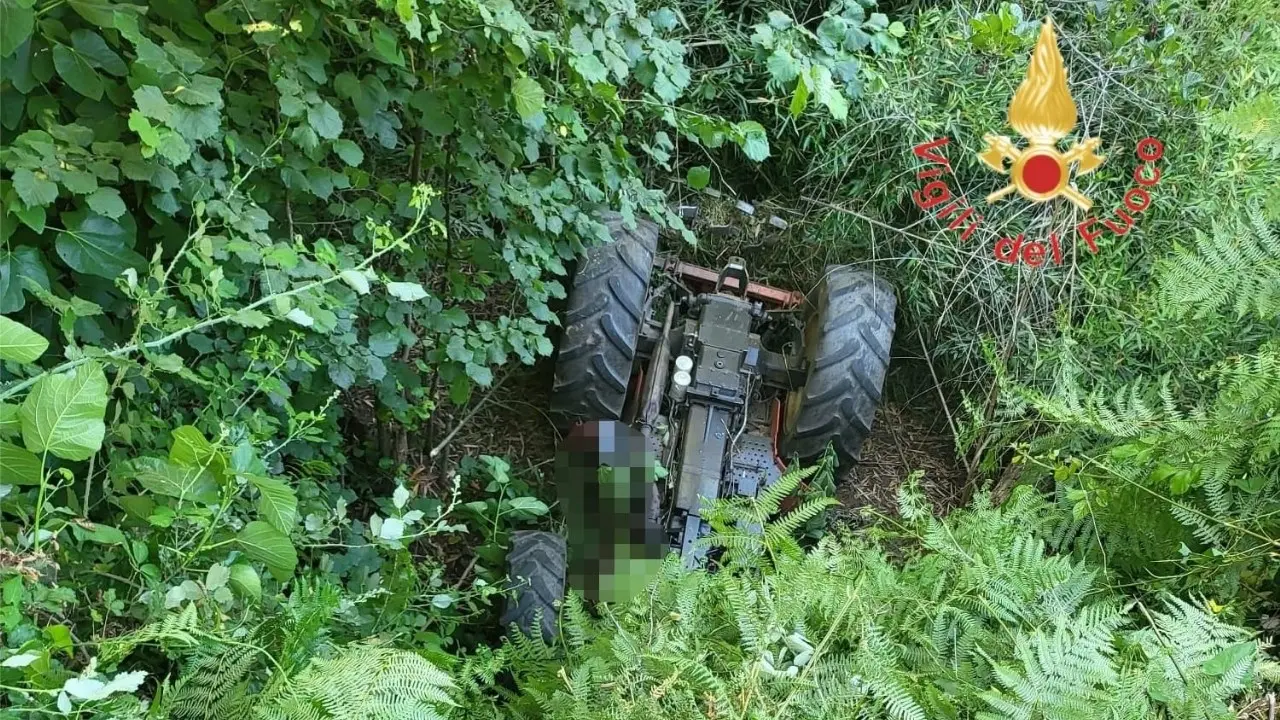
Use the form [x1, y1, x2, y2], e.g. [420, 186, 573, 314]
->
[833, 400, 969, 522]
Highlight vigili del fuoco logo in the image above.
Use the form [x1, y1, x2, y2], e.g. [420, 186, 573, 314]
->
[909, 17, 1165, 267]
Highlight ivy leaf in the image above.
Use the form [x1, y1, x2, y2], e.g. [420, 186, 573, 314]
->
[126, 456, 220, 504]
[13, 168, 58, 207]
[237, 521, 297, 581]
[307, 101, 343, 140]
[0, 440, 43, 485]
[511, 77, 545, 120]
[52, 45, 105, 100]
[56, 212, 144, 280]
[332, 139, 364, 167]
[86, 187, 127, 219]
[0, 0, 34, 59]
[19, 362, 109, 461]
[685, 166, 711, 190]
[387, 281, 429, 302]
[249, 475, 298, 534]
[0, 316, 49, 363]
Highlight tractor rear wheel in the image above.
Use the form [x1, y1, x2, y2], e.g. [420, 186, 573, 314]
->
[550, 212, 658, 428]
[501, 530, 567, 642]
[783, 266, 896, 465]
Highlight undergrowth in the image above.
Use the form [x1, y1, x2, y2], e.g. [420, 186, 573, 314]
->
[2, 0, 1279, 717]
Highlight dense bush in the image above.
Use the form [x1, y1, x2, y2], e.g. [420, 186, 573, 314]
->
[468, 482, 1275, 720]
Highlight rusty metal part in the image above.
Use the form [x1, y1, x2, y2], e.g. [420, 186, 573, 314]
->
[656, 258, 805, 308]
[638, 300, 676, 429]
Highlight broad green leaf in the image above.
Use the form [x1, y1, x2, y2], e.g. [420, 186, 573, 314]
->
[686, 166, 711, 190]
[70, 29, 126, 75]
[1, 652, 40, 668]
[0, 0, 34, 58]
[789, 71, 810, 117]
[332, 139, 364, 167]
[13, 168, 58, 207]
[0, 245, 50, 313]
[339, 269, 370, 294]
[368, 331, 398, 357]
[1204, 641, 1254, 676]
[68, 0, 119, 27]
[511, 77, 545, 120]
[79, 523, 126, 545]
[86, 187, 127, 219]
[231, 309, 272, 328]
[237, 521, 297, 581]
[888, 20, 906, 38]
[249, 475, 298, 534]
[387, 281, 429, 302]
[14, 203, 46, 233]
[126, 456, 219, 504]
[228, 563, 261, 601]
[52, 45, 105, 100]
[810, 65, 848, 121]
[169, 425, 228, 481]
[735, 121, 770, 161]
[56, 212, 144, 280]
[129, 111, 161, 147]
[19, 363, 109, 461]
[0, 440, 43, 485]
[307, 101, 343, 139]
[765, 51, 799, 86]
[378, 516, 405, 541]
[285, 307, 314, 327]
[205, 563, 230, 590]
[0, 403, 19, 434]
[133, 85, 172, 122]
[368, 21, 404, 66]
[0, 315, 49, 363]
[507, 496, 549, 517]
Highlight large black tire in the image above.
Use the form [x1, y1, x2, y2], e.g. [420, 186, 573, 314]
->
[501, 531, 567, 642]
[550, 213, 658, 428]
[783, 266, 896, 464]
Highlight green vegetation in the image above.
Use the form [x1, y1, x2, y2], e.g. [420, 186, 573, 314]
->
[1, 0, 1278, 717]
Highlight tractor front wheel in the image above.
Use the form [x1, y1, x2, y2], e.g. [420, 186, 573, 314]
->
[501, 530, 567, 642]
[783, 266, 896, 466]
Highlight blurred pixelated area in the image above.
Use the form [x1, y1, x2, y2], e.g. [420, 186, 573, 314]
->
[557, 421, 664, 604]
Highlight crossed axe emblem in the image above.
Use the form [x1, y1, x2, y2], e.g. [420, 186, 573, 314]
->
[978, 135, 1105, 211]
